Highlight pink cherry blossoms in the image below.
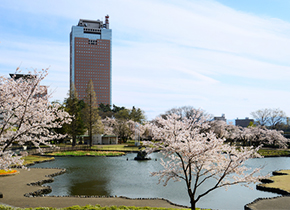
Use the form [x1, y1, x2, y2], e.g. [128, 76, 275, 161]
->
[0, 68, 71, 170]
[144, 109, 266, 210]
[209, 120, 289, 148]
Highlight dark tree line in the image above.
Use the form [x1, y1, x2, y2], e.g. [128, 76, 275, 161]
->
[99, 103, 145, 124]
[54, 80, 146, 145]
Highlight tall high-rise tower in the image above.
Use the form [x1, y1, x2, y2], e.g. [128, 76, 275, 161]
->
[70, 16, 112, 105]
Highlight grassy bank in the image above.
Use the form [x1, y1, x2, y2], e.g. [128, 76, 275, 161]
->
[2, 155, 54, 174]
[258, 170, 290, 194]
[0, 205, 195, 210]
[258, 149, 290, 157]
[22, 155, 55, 166]
[46, 151, 125, 156]
[92, 144, 145, 152]
[47, 142, 145, 152]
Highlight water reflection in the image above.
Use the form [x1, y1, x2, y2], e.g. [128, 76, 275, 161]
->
[30, 153, 290, 210]
[69, 180, 109, 195]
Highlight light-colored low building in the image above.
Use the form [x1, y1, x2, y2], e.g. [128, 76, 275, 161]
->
[101, 135, 118, 144]
[84, 134, 118, 145]
[92, 134, 103, 145]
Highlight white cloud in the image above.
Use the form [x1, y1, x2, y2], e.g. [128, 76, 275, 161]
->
[0, 35, 69, 101]
[1, 0, 290, 119]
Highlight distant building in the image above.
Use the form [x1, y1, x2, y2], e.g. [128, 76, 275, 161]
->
[235, 117, 254, 127]
[70, 16, 112, 104]
[83, 134, 118, 145]
[214, 114, 226, 122]
[9, 73, 36, 80]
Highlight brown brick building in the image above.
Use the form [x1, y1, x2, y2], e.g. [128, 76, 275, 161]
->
[70, 17, 112, 105]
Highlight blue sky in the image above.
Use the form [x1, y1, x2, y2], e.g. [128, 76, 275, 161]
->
[1, 0, 290, 121]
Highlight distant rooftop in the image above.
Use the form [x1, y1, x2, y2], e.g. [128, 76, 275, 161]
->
[9, 74, 36, 80]
[77, 15, 109, 30]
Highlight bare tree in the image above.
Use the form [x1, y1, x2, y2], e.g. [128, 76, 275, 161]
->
[161, 106, 212, 121]
[250, 108, 271, 126]
[251, 108, 287, 128]
[268, 108, 286, 129]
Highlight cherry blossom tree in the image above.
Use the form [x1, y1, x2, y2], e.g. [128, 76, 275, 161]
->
[209, 121, 289, 148]
[102, 117, 149, 142]
[126, 120, 148, 140]
[0, 68, 71, 170]
[263, 128, 288, 148]
[102, 117, 116, 135]
[243, 126, 288, 148]
[102, 117, 131, 142]
[145, 109, 265, 210]
[209, 120, 239, 144]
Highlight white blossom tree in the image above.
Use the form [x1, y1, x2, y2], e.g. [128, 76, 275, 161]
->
[102, 117, 148, 142]
[144, 109, 265, 210]
[209, 120, 240, 144]
[244, 126, 289, 148]
[0, 68, 71, 170]
[263, 128, 288, 148]
[102, 117, 116, 135]
[209, 121, 289, 148]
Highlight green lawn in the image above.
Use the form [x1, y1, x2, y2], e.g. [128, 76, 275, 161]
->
[48, 143, 145, 152]
[92, 144, 145, 152]
[22, 155, 55, 165]
[46, 151, 125, 156]
[259, 170, 290, 193]
[258, 149, 290, 157]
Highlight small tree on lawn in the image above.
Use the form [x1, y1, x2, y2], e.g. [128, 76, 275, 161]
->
[0, 68, 71, 170]
[144, 109, 265, 210]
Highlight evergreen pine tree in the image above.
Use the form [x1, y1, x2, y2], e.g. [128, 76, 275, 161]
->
[64, 83, 86, 146]
[84, 79, 103, 147]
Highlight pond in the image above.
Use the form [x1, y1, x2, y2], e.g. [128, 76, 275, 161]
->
[30, 153, 290, 210]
